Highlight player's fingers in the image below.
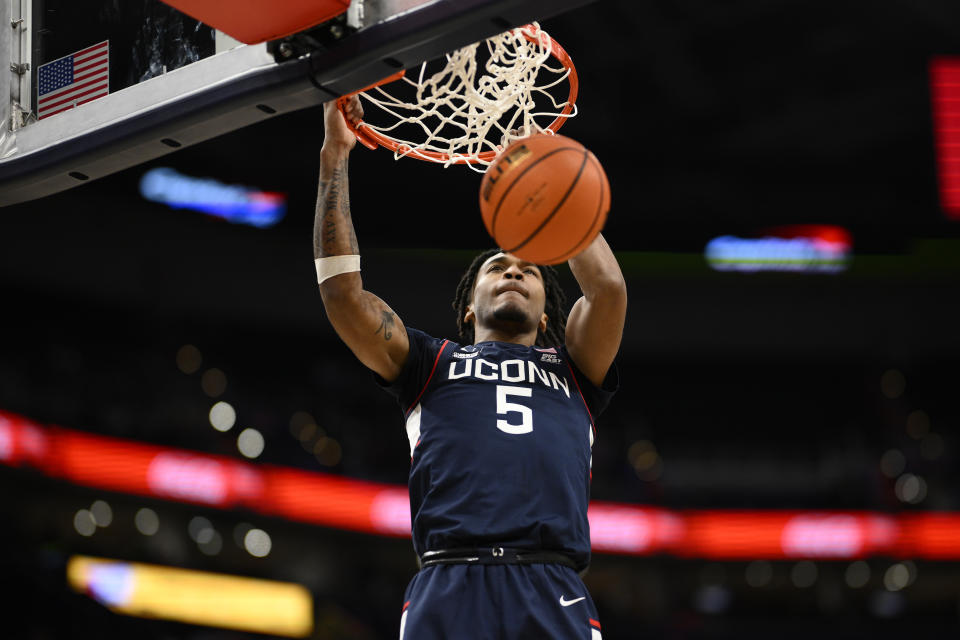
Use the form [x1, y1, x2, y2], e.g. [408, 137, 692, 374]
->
[341, 95, 363, 123]
[508, 126, 533, 138]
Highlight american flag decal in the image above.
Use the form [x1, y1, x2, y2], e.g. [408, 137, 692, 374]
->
[37, 40, 109, 120]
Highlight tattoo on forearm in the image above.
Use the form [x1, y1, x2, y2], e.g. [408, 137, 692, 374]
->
[314, 158, 359, 258]
[375, 310, 395, 340]
[324, 216, 337, 247]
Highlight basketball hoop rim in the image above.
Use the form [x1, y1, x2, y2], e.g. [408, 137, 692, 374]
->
[334, 23, 579, 165]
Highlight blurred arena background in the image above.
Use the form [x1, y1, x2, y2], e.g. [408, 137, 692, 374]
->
[2, 0, 960, 638]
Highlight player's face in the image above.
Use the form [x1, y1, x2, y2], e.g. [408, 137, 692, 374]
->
[466, 252, 548, 338]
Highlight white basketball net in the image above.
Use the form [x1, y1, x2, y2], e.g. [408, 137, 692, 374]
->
[354, 22, 576, 172]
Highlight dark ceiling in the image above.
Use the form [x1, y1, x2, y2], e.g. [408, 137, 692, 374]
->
[3, 0, 960, 356]
[16, 0, 960, 242]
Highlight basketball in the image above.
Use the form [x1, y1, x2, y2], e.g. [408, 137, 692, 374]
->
[479, 134, 610, 265]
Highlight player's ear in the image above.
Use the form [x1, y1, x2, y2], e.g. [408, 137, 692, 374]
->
[464, 304, 475, 326]
[538, 312, 548, 334]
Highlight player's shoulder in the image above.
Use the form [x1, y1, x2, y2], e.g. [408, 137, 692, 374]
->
[560, 342, 619, 394]
[405, 327, 460, 353]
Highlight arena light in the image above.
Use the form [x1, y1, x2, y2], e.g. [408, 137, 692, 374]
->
[4, 409, 960, 560]
[931, 57, 960, 219]
[705, 225, 852, 273]
[139, 167, 286, 228]
[67, 555, 312, 637]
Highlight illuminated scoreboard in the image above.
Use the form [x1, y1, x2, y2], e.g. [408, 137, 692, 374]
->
[931, 57, 960, 219]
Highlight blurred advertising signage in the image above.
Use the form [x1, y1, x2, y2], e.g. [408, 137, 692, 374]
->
[588, 504, 684, 554]
[931, 57, 960, 219]
[680, 512, 897, 559]
[5, 409, 960, 560]
[67, 555, 313, 637]
[139, 167, 286, 228]
[705, 225, 851, 273]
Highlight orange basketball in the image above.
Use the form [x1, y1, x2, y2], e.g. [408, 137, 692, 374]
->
[479, 134, 610, 265]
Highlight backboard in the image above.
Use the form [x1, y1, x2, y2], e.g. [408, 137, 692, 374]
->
[0, 0, 596, 206]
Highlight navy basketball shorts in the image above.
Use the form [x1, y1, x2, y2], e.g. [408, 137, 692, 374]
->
[399, 563, 603, 639]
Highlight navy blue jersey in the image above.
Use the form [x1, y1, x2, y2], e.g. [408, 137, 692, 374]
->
[378, 328, 618, 570]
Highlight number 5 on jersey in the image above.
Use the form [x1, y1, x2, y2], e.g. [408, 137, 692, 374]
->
[496, 385, 533, 434]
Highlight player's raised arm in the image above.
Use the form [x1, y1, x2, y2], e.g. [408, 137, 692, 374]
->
[313, 97, 409, 382]
[564, 233, 627, 386]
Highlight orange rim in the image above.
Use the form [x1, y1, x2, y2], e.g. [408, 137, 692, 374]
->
[335, 24, 578, 164]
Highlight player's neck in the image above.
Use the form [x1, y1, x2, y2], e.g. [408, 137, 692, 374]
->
[473, 326, 538, 347]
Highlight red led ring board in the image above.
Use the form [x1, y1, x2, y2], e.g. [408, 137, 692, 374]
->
[5, 410, 960, 559]
[158, 0, 350, 44]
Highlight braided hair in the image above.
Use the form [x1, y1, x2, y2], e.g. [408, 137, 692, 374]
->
[452, 249, 568, 348]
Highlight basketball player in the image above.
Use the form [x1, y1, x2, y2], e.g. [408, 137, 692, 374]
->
[314, 96, 627, 639]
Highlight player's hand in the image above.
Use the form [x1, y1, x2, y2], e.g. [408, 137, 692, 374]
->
[502, 126, 536, 147]
[323, 95, 363, 151]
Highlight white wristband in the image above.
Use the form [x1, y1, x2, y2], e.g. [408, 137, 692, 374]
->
[315, 255, 360, 285]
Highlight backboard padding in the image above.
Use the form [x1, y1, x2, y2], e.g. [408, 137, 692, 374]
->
[159, 0, 350, 44]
